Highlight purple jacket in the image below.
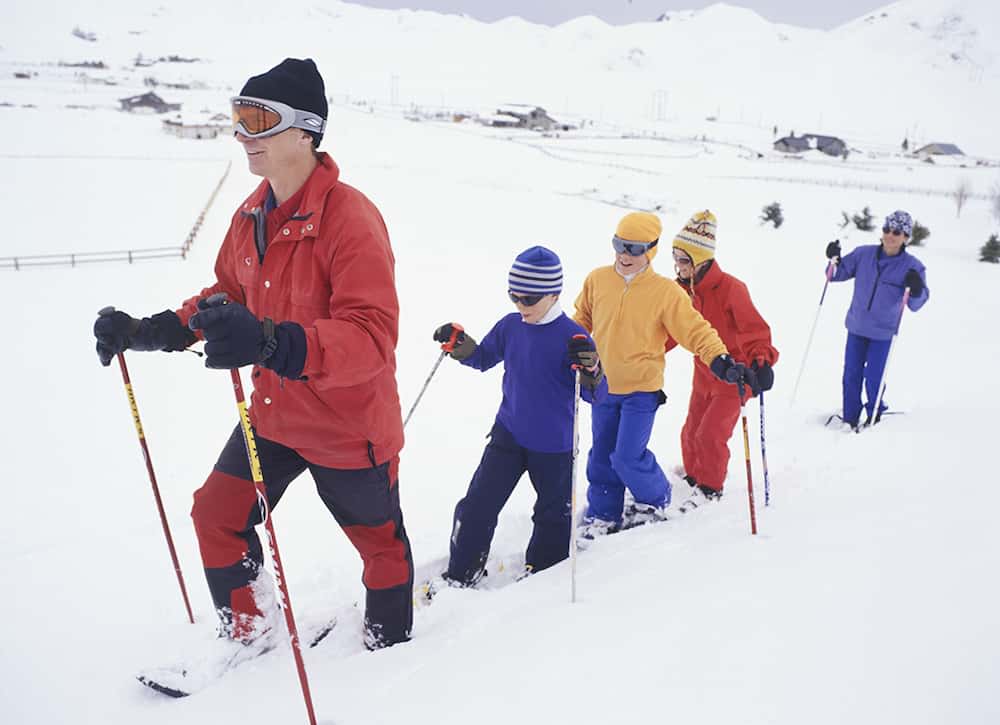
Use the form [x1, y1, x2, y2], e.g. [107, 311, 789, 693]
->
[831, 244, 929, 340]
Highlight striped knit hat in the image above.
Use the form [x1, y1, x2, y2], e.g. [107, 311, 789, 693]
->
[508, 246, 563, 295]
[673, 210, 718, 266]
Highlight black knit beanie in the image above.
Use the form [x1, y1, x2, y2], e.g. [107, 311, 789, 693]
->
[240, 58, 327, 147]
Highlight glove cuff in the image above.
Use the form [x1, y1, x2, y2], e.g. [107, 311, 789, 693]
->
[261, 321, 307, 379]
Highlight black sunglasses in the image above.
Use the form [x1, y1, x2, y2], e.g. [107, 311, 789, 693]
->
[508, 291, 545, 307]
[882, 227, 908, 237]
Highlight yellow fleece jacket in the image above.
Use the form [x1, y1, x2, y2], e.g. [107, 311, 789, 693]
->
[574, 263, 728, 395]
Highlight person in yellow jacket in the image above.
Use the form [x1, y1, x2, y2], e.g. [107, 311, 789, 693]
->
[573, 212, 752, 535]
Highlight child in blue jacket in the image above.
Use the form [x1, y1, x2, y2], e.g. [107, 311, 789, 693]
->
[432, 246, 607, 584]
[826, 210, 929, 429]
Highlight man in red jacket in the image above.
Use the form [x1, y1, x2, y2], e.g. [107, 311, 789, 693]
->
[665, 210, 778, 509]
[94, 58, 412, 651]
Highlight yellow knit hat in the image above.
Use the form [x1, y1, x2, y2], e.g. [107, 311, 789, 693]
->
[673, 210, 717, 266]
[614, 212, 662, 260]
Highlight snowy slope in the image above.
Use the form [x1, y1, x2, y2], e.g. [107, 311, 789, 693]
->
[2, 2, 1000, 725]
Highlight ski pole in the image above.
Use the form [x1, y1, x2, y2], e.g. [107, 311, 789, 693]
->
[100, 307, 195, 625]
[790, 261, 835, 405]
[230, 367, 318, 725]
[403, 324, 463, 428]
[568, 356, 583, 604]
[759, 392, 771, 507]
[737, 378, 758, 535]
[868, 289, 910, 429]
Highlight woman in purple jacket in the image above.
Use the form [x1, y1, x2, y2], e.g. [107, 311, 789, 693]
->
[825, 210, 929, 430]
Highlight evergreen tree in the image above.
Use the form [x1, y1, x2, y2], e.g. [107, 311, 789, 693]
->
[981, 234, 1000, 263]
[760, 202, 783, 228]
[909, 221, 930, 246]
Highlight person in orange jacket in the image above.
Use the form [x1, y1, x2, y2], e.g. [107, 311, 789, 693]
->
[665, 210, 778, 509]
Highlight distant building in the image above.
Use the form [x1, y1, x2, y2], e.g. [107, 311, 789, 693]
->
[161, 112, 229, 140]
[118, 91, 180, 114]
[774, 133, 846, 157]
[914, 142, 964, 156]
[489, 104, 573, 131]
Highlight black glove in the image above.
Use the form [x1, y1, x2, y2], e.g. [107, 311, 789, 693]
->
[826, 240, 842, 263]
[567, 336, 604, 392]
[904, 269, 924, 297]
[709, 354, 760, 395]
[751, 360, 774, 393]
[188, 295, 306, 376]
[433, 322, 477, 361]
[94, 307, 195, 367]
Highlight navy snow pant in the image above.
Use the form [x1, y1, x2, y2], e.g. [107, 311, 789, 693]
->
[842, 332, 892, 426]
[190, 424, 413, 648]
[446, 422, 573, 585]
[586, 391, 670, 523]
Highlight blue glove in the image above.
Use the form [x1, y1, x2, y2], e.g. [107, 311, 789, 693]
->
[751, 360, 774, 392]
[94, 307, 194, 366]
[188, 295, 306, 376]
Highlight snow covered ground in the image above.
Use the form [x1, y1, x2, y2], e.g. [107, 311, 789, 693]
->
[2, 1, 999, 724]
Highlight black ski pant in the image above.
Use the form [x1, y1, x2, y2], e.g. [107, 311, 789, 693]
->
[190, 424, 413, 648]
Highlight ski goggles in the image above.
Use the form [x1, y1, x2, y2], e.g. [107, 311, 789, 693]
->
[508, 291, 546, 307]
[230, 96, 326, 139]
[612, 236, 658, 256]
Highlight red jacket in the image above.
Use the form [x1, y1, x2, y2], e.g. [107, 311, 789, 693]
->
[176, 154, 403, 469]
[666, 261, 778, 396]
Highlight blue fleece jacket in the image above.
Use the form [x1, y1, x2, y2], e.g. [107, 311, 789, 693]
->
[831, 244, 929, 340]
[461, 312, 607, 453]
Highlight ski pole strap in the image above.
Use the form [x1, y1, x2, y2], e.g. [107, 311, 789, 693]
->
[439, 323, 464, 353]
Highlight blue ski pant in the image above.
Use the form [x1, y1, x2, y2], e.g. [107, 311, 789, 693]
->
[585, 391, 670, 523]
[446, 422, 573, 584]
[842, 332, 892, 425]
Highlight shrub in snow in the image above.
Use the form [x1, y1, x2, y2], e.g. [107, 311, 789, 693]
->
[760, 202, 783, 228]
[852, 206, 876, 231]
[909, 221, 930, 246]
[981, 234, 1000, 264]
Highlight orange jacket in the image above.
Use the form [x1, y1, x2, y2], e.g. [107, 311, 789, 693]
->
[666, 261, 778, 396]
[176, 154, 403, 469]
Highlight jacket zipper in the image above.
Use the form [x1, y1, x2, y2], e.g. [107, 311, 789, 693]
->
[867, 260, 883, 311]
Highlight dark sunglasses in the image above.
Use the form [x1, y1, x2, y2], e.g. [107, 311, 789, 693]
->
[509, 291, 545, 307]
[612, 236, 658, 257]
[882, 227, 908, 237]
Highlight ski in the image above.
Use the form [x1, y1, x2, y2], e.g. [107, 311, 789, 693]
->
[136, 617, 337, 698]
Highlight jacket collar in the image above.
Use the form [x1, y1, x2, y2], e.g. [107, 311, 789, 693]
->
[240, 154, 341, 240]
[680, 258, 722, 292]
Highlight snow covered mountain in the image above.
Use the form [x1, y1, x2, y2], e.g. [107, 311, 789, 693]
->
[1, 0, 998, 153]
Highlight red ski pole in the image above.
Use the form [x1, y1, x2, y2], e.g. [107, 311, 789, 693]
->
[110, 345, 195, 624]
[230, 368, 318, 725]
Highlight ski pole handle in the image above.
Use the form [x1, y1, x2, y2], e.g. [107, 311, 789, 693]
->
[438, 323, 464, 353]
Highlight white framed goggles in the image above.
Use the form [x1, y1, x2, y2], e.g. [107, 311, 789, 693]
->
[230, 96, 326, 139]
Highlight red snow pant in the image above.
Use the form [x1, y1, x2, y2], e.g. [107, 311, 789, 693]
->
[191, 424, 413, 648]
[680, 385, 743, 493]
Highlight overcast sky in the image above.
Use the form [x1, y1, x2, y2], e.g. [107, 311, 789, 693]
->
[346, 0, 887, 29]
